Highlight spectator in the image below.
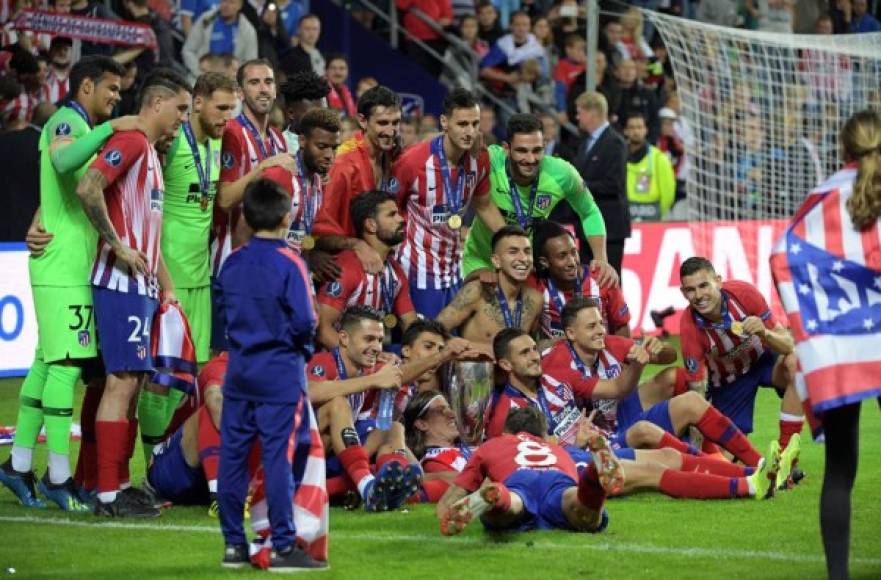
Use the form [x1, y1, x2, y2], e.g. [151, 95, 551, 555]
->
[325, 54, 356, 118]
[119, 0, 185, 79]
[338, 116, 358, 144]
[531, 16, 557, 70]
[356, 76, 378, 99]
[479, 104, 500, 144]
[623, 112, 676, 222]
[440, 14, 488, 91]
[553, 34, 585, 115]
[240, 0, 289, 70]
[695, 0, 738, 27]
[476, 1, 503, 45]
[749, 0, 795, 33]
[41, 37, 72, 104]
[549, 0, 585, 55]
[540, 111, 572, 159]
[514, 58, 554, 114]
[179, 0, 220, 34]
[618, 7, 652, 64]
[396, 0, 452, 77]
[600, 20, 626, 66]
[70, 0, 118, 58]
[847, 0, 881, 32]
[566, 51, 618, 125]
[279, 13, 325, 78]
[182, 0, 258, 81]
[276, 0, 306, 42]
[199, 52, 240, 79]
[612, 58, 660, 143]
[7, 50, 41, 122]
[480, 11, 547, 108]
[0, 99, 50, 241]
[418, 113, 438, 134]
[655, 106, 687, 217]
[450, 0, 474, 26]
[399, 116, 419, 148]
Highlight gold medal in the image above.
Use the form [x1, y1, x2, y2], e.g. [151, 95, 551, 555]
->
[301, 235, 316, 251]
[447, 214, 463, 230]
[200, 196, 209, 212]
[730, 321, 746, 337]
[383, 313, 398, 328]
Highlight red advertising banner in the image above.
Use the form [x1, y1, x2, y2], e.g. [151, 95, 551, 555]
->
[621, 220, 789, 335]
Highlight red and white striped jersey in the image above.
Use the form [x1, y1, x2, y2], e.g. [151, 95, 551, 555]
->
[261, 164, 323, 255]
[393, 140, 489, 290]
[89, 130, 165, 298]
[316, 250, 415, 318]
[41, 68, 69, 104]
[680, 280, 777, 388]
[1, 91, 37, 125]
[421, 445, 472, 474]
[537, 269, 631, 339]
[211, 115, 286, 276]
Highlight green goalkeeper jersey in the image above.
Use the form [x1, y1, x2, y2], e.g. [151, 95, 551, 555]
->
[29, 106, 110, 287]
[462, 144, 606, 277]
[161, 129, 221, 289]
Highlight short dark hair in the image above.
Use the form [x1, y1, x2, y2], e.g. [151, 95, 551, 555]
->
[324, 52, 347, 68]
[505, 113, 543, 142]
[136, 67, 191, 111]
[401, 319, 450, 347]
[339, 305, 384, 333]
[624, 111, 647, 126]
[10, 50, 38, 75]
[242, 178, 289, 231]
[357, 85, 401, 119]
[560, 296, 601, 330]
[350, 190, 396, 238]
[679, 256, 716, 280]
[193, 71, 237, 98]
[68, 55, 126, 98]
[493, 327, 529, 362]
[236, 58, 274, 87]
[504, 406, 547, 437]
[491, 224, 529, 253]
[531, 220, 572, 274]
[280, 70, 330, 103]
[509, 10, 530, 22]
[299, 107, 341, 138]
[442, 88, 479, 117]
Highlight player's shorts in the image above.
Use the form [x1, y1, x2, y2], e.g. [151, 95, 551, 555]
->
[355, 418, 376, 442]
[93, 286, 158, 374]
[146, 428, 208, 504]
[610, 398, 677, 448]
[175, 285, 211, 364]
[32, 285, 98, 362]
[209, 277, 227, 351]
[707, 350, 779, 434]
[409, 281, 462, 320]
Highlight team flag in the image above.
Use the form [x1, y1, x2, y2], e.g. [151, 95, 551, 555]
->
[150, 302, 198, 396]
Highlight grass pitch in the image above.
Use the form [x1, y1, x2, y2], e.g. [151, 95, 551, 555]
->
[0, 359, 879, 579]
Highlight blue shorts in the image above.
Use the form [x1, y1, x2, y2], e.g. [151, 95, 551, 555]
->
[708, 351, 779, 434]
[147, 429, 208, 504]
[93, 286, 158, 373]
[409, 281, 462, 320]
[209, 277, 227, 351]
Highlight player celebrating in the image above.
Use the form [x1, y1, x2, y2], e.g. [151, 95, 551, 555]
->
[76, 69, 192, 518]
[678, 257, 805, 455]
[461, 113, 614, 287]
[0, 56, 139, 511]
[393, 88, 507, 317]
[437, 226, 543, 344]
[278, 70, 331, 155]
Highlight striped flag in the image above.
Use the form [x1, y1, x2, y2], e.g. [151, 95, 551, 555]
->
[770, 166, 881, 438]
[150, 302, 198, 396]
[247, 398, 329, 567]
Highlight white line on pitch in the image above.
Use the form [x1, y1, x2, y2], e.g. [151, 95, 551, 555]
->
[1, 515, 880, 567]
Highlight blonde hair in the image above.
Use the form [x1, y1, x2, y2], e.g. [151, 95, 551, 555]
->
[842, 110, 881, 230]
[575, 91, 608, 118]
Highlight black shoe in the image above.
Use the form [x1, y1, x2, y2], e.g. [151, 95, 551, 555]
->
[221, 544, 250, 569]
[94, 491, 161, 518]
[122, 485, 171, 509]
[0, 459, 46, 508]
[270, 545, 328, 572]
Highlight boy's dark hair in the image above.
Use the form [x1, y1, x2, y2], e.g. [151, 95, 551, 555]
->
[280, 70, 330, 103]
[67, 54, 125, 99]
[493, 327, 529, 362]
[504, 406, 547, 437]
[401, 319, 450, 347]
[236, 58, 275, 87]
[505, 113, 542, 142]
[357, 85, 401, 119]
[560, 296, 601, 331]
[242, 178, 290, 232]
[679, 256, 716, 280]
[350, 190, 396, 238]
[137, 68, 191, 111]
[299, 107, 341, 138]
[339, 305, 384, 332]
[442, 88, 479, 117]
[491, 224, 529, 253]
[531, 220, 573, 275]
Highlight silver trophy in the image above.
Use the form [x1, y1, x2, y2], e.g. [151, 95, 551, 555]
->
[443, 360, 496, 445]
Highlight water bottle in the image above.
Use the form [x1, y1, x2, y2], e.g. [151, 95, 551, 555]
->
[376, 388, 395, 431]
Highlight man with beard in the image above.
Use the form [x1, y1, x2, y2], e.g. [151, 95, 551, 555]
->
[623, 112, 675, 222]
[135, 73, 238, 462]
[316, 190, 417, 349]
[437, 226, 543, 345]
[41, 37, 72, 104]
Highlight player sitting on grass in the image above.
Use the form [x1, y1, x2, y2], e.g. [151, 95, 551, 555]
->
[437, 406, 621, 536]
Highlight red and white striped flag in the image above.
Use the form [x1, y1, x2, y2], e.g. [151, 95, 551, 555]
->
[770, 165, 881, 439]
[150, 302, 198, 397]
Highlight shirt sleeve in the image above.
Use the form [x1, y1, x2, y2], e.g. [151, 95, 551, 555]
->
[393, 265, 416, 317]
[452, 449, 485, 492]
[603, 286, 631, 331]
[733, 283, 777, 327]
[220, 127, 246, 183]
[312, 159, 352, 237]
[392, 155, 414, 210]
[563, 162, 606, 237]
[679, 316, 707, 382]
[89, 131, 144, 186]
[472, 149, 490, 198]
[283, 251, 319, 340]
[316, 258, 355, 311]
[480, 43, 508, 69]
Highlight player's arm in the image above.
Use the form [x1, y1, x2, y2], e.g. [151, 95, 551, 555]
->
[25, 207, 53, 257]
[436, 281, 481, 332]
[308, 364, 402, 405]
[204, 384, 223, 430]
[157, 253, 176, 303]
[642, 336, 677, 365]
[399, 337, 480, 384]
[743, 319, 793, 355]
[48, 116, 145, 174]
[284, 256, 319, 341]
[566, 175, 618, 288]
[216, 153, 296, 209]
[437, 483, 469, 519]
[317, 304, 343, 350]
[472, 188, 506, 233]
[589, 345, 650, 400]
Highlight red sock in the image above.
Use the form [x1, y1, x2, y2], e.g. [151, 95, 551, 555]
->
[696, 406, 762, 466]
[778, 419, 804, 448]
[96, 420, 128, 494]
[196, 406, 221, 483]
[337, 446, 373, 494]
[658, 469, 749, 499]
[411, 479, 449, 503]
[673, 368, 689, 396]
[118, 418, 138, 487]
[701, 440, 722, 455]
[577, 463, 607, 510]
[679, 453, 750, 478]
[375, 452, 409, 472]
[75, 385, 103, 489]
[486, 483, 512, 512]
[326, 475, 355, 498]
[656, 432, 700, 455]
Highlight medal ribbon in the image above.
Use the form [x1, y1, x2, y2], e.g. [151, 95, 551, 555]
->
[182, 121, 211, 200]
[506, 162, 541, 230]
[431, 135, 466, 217]
[237, 113, 277, 160]
[496, 286, 524, 328]
[68, 100, 92, 128]
[295, 153, 319, 233]
[546, 267, 583, 330]
[378, 261, 395, 315]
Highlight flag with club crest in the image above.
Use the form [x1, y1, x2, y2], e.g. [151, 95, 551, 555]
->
[150, 302, 198, 397]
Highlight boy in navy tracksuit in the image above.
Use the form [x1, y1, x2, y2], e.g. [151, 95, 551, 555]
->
[216, 178, 325, 571]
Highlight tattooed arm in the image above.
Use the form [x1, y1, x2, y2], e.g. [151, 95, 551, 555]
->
[76, 168, 147, 274]
[436, 280, 481, 332]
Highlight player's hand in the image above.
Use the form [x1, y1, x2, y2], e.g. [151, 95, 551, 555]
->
[259, 153, 298, 174]
[740, 316, 766, 337]
[590, 260, 619, 288]
[464, 268, 497, 286]
[110, 115, 148, 135]
[307, 249, 341, 283]
[354, 240, 383, 274]
[575, 409, 599, 449]
[442, 337, 472, 360]
[374, 364, 403, 390]
[25, 220, 53, 257]
[116, 245, 148, 274]
[625, 344, 650, 366]
[161, 290, 178, 305]
[641, 336, 665, 360]
[377, 352, 402, 367]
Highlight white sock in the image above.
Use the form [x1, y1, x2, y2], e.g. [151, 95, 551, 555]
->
[10, 446, 33, 473]
[47, 452, 71, 484]
[98, 491, 118, 503]
[119, 481, 131, 490]
[208, 479, 218, 494]
[780, 412, 805, 422]
[357, 474, 375, 499]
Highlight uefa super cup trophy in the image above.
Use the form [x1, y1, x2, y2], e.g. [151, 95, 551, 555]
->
[443, 360, 496, 445]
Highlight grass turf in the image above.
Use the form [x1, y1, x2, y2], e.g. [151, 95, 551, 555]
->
[0, 355, 879, 579]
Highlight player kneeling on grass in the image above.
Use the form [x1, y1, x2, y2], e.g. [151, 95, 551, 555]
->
[437, 406, 621, 536]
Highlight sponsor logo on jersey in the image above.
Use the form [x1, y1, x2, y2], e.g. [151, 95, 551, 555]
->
[311, 365, 325, 377]
[221, 151, 235, 169]
[326, 281, 342, 298]
[55, 122, 71, 136]
[104, 149, 123, 167]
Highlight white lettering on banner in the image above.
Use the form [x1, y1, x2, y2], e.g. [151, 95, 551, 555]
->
[0, 245, 36, 376]
[712, 227, 753, 285]
[621, 229, 643, 328]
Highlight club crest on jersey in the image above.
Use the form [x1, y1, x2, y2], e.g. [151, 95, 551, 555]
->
[465, 172, 476, 190]
[536, 193, 552, 210]
[104, 149, 123, 167]
[311, 365, 325, 377]
[150, 188, 164, 211]
[385, 177, 399, 194]
[326, 281, 342, 298]
[221, 151, 235, 169]
[77, 330, 91, 347]
[55, 122, 71, 136]
[685, 357, 699, 374]
[136, 345, 147, 360]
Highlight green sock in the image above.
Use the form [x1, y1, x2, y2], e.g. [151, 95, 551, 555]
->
[164, 389, 186, 426]
[12, 352, 50, 467]
[137, 389, 169, 462]
[42, 364, 81, 483]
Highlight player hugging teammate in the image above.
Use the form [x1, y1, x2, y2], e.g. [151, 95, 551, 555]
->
[0, 70, 806, 572]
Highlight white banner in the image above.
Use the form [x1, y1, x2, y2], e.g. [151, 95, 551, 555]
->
[0, 244, 36, 377]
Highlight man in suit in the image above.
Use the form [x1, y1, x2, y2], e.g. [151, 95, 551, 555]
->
[551, 91, 629, 274]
